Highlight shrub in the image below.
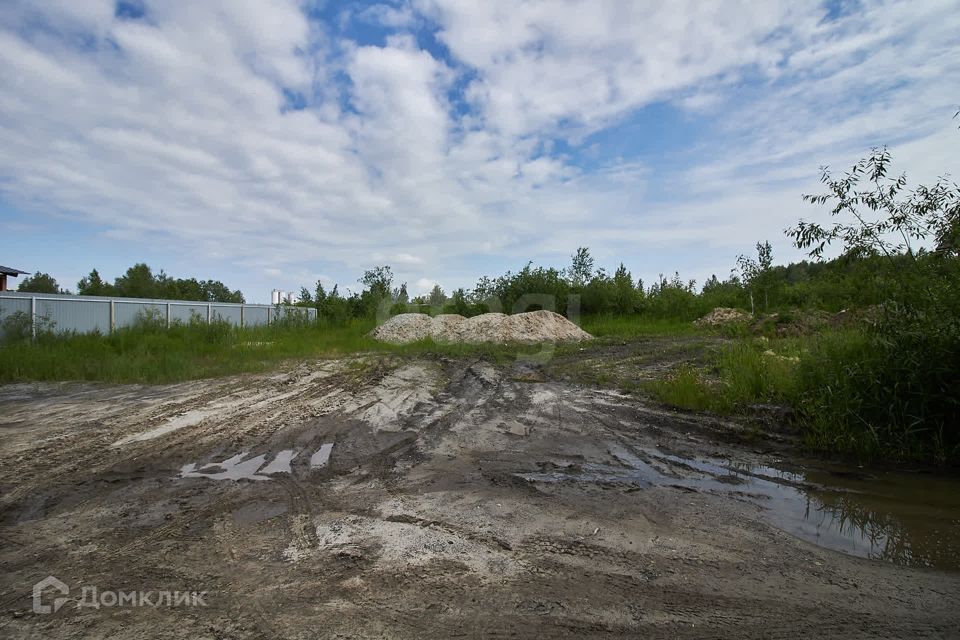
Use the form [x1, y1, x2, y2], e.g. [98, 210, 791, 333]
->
[787, 143, 960, 464]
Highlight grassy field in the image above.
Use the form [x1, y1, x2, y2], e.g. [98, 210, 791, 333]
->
[0, 313, 704, 385]
[0, 319, 376, 383]
[647, 336, 805, 414]
[579, 314, 700, 338]
[0, 318, 591, 384]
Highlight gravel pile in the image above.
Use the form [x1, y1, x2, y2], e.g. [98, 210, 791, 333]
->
[694, 307, 752, 326]
[370, 310, 593, 345]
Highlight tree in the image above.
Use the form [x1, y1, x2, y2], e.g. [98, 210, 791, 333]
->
[791, 146, 960, 264]
[18, 272, 63, 294]
[77, 269, 113, 296]
[201, 280, 244, 303]
[77, 264, 242, 303]
[360, 266, 393, 298]
[567, 247, 594, 287]
[449, 288, 470, 315]
[737, 241, 774, 313]
[612, 263, 637, 314]
[298, 287, 313, 306]
[786, 140, 960, 464]
[114, 263, 158, 299]
[394, 282, 409, 305]
[428, 284, 446, 306]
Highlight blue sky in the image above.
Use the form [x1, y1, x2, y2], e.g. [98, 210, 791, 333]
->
[1, 0, 958, 301]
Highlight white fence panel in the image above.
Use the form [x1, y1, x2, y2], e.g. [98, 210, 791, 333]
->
[0, 292, 315, 338]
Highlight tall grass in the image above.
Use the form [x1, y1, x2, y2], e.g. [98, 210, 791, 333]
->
[579, 314, 700, 338]
[0, 315, 554, 384]
[648, 338, 802, 415]
[0, 318, 385, 384]
[649, 326, 960, 466]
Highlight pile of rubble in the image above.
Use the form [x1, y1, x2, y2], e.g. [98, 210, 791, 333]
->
[694, 307, 752, 327]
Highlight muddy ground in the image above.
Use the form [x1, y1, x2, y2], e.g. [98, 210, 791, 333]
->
[1, 337, 958, 638]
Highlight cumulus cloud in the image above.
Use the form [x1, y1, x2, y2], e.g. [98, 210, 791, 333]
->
[0, 0, 957, 298]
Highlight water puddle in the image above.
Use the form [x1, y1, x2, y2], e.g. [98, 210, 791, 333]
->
[310, 443, 334, 469]
[180, 443, 335, 481]
[181, 452, 271, 481]
[260, 449, 298, 475]
[519, 446, 960, 570]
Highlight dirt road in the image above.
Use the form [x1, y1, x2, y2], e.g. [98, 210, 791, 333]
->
[1, 348, 958, 638]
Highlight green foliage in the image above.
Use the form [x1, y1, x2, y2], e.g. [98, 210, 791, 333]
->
[1, 311, 32, 342]
[567, 246, 595, 287]
[113, 263, 158, 298]
[0, 309, 58, 343]
[76, 263, 244, 303]
[701, 273, 749, 310]
[445, 288, 472, 316]
[786, 144, 960, 465]
[643, 273, 703, 320]
[428, 284, 446, 307]
[0, 318, 374, 383]
[316, 284, 352, 325]
[580, 314, 696, 338]
[648, 338, 802, 416]
[76, 268, 110, 296]
[649, 365, 720, 412]
[737, 241, 775, 312]
[18, 272, 65, 294]
[794, 307, 960, 464]
[612, 263, 641, 314]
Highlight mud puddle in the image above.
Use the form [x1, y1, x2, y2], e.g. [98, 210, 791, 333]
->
[179, 443, 335, 481]
[520, 446, 960, 570]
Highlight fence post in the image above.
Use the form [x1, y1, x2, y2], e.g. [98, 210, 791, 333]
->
[166, 302, 171, 328]
[30, 296, 36, 340]
[207, 303, 212, 324]
[109, 300, 115, 333]
[240, 305, 244, 328]
[267, 307, 272, 325]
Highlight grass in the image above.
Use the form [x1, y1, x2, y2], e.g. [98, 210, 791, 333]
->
[647, 335, 808, 415]
[579, 314, 701, 338]
[0, 311, 702, 385]
[647, 327, 960, 465]
[0, 314, 577, 384]
[0, 319, 374, 384]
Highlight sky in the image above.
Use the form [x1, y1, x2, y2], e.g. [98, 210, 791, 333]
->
[1, 0, 958, 303]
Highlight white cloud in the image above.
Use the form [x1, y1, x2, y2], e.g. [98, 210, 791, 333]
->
[355, 3, 417, 28]
[414, 277, 437, 293]
[0, 0, 957, 300]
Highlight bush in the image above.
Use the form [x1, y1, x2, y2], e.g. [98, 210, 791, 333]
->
[1, 311, 34, 343]
[0, 310, 57, 343]
[795, 307, 960, 464]
[785, 143, 960, 464]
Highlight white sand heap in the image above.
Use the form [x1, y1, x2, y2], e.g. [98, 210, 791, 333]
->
[370, 310, 593, 345]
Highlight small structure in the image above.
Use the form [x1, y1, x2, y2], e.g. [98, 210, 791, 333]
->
[0, 265, 28, 291]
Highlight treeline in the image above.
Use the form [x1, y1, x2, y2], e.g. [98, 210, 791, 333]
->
[17, 263, 244, 303]
[293, 244, 926, 324]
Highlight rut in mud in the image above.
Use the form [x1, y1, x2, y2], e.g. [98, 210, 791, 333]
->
[1, 345, 959, 638]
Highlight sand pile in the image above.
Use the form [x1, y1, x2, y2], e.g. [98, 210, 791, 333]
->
[694, 307, 751, 326]
[370, 310, 593, 345]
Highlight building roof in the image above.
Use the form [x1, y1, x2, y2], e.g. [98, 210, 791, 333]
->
[0, 265, 29, 276]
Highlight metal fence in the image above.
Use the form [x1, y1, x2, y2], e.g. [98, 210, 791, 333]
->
[0, 291, 316, 338]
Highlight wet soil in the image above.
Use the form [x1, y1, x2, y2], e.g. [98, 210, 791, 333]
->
[1, 339, 959, 638]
